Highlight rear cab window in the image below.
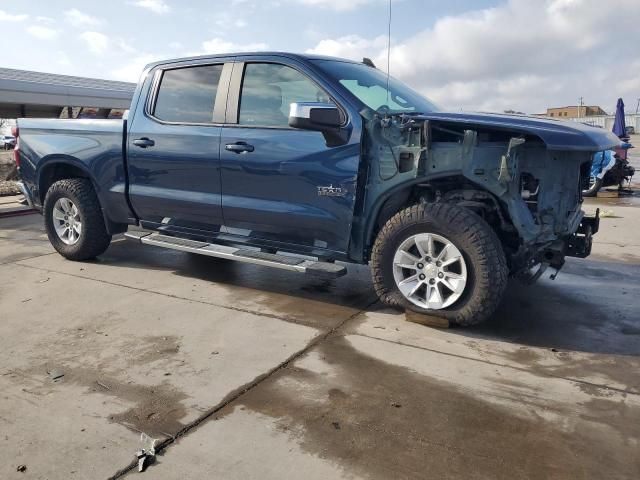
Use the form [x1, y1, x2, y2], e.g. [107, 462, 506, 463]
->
[153, 64, 224, 123]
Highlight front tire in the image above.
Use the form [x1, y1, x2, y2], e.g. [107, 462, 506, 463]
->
[371, 203, 508, 326]
[44, 179, 111, 261]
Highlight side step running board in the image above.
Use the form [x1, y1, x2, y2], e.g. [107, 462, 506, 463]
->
[124, 232, 347, 278]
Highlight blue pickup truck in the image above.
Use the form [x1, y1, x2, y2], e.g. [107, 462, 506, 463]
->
[15, 52, 619, 326]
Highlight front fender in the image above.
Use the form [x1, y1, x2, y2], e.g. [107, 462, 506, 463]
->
[349, 170, 464, 262]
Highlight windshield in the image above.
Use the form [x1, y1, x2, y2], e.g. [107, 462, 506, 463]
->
[314, 60, 439, 114]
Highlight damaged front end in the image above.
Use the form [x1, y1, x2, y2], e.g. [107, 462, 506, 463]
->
[360, 111, 610, 282]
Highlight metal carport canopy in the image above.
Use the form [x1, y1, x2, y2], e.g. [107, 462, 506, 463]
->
[0, 67, 135, 117]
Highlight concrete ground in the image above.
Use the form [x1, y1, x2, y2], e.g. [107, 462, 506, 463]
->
[1, 194, 639, 479]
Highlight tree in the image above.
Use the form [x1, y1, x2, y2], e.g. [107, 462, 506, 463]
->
[0, 118, 16, 131]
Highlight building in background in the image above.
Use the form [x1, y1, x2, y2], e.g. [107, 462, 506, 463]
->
[0, 67, 134, 120]
[544, 105, 608, 118]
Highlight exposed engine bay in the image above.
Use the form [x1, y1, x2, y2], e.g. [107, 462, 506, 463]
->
[360, 111, 601, 281]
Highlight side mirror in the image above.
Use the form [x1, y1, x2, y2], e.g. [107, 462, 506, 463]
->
[289, 102, 349, 146]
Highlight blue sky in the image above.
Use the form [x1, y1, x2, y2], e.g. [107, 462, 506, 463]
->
[2, 0, 639, 113]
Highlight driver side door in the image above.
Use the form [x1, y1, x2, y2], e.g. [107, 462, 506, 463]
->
[219, 59, 361, 254]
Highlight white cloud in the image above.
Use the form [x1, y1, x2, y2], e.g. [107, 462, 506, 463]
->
[64, 9, 103, 27]
[80, 31, 110, 55]
[112, 38, 268, 82]
[26, 25, 59, 40]
[212, 12, 249, 30]
[116, 39, 137, 54]
[133, 0, 171, 14]
[307, 0, 640, 113]
[199, 38, 268, 54]
[306, 34, 388, 60]
[56, 51, 72, 67]
[112, 54, 164, 82]
[296, 0, 374, 11]
[0, 9, 28, 22]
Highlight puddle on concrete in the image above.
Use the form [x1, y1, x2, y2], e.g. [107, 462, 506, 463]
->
[491, 344, 640, 394]
[467, 269, 640, 356]
[222, 337, 639, 480]
[584, 193, 640, 208]
[13, 321, 191, 437]
[70, 367, 187, 436]
[13, 363, 190, 437]
[48, 312, 184, 367]
[90, 242, 378, 330]
[106, 378, 188, 436]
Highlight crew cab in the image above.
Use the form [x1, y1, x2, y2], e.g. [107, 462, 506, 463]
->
[15, 52, 620, 325]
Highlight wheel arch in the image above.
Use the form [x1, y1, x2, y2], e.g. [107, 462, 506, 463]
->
[361, 171, 507, 260]
[37, 155, 96, 205]
[37, 156, 127, 235]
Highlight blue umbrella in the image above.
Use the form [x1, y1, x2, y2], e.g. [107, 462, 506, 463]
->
[612, 97, 626, 138]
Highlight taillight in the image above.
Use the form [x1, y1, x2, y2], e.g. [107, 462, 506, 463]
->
[12, 126, 20, 167]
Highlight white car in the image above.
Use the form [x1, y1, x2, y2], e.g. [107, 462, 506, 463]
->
[1, 135, 15, 150]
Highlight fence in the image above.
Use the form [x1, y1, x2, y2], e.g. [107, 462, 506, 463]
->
[567, 114, 640, 131]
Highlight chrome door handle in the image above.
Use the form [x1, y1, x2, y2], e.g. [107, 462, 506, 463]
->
[133, 138, 155, 148]
[225, 142, 254, 153]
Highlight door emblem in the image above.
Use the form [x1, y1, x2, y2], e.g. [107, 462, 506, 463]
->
[317, 184, 346, 197]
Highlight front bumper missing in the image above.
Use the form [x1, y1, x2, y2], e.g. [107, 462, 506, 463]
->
[566, 208, 600, 259]
[520, 209, 600, 284]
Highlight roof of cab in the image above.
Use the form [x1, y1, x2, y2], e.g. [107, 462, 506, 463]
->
[144, 52, 361, 71]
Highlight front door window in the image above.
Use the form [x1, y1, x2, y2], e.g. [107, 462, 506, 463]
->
[238, 63, 332, 127]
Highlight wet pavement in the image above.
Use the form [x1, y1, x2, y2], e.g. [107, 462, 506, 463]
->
[1, 207, 639, 479]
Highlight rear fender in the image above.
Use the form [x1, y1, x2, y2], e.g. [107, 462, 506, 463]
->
[36, 157, 126, 235]
[36, 155, 95, 204]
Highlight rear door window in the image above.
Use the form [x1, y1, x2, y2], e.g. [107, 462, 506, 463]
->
[153, 64, 223, 123]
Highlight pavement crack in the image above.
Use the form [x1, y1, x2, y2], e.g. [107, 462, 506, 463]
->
[107, 299, 377, 479]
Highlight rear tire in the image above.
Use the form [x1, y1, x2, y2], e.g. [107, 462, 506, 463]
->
[44, 179, 111, 261]
[371, 203, 508, 326]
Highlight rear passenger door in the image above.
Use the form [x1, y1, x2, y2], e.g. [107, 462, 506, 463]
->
[127, 61, 231, 236]
[219, 59, 361, 254]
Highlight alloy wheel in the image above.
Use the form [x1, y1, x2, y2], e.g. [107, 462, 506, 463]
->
[52, 197, 82, 245]
[392, 232, 468, 309]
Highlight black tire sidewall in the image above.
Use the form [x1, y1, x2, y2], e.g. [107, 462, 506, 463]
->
[43, 179, 111, 260]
